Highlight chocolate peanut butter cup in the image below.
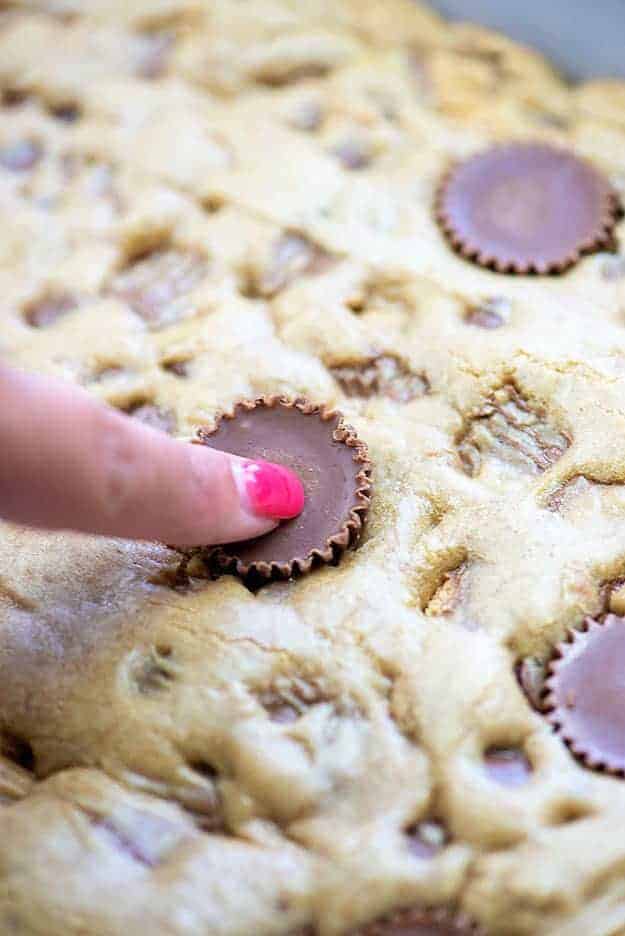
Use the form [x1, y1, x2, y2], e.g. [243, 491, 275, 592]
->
[352, 907, 481, 935]
[435, 143, 620, 274]
[545, 615, 625, 774]
[195, 396, 371, 583]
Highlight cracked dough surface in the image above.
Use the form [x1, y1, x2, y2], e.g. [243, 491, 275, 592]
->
[1, 1, 625, 934]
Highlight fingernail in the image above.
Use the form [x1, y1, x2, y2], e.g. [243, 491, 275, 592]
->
[232, 459, 305, 520]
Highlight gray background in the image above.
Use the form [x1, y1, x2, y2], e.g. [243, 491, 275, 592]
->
[427, 0, 625, 80]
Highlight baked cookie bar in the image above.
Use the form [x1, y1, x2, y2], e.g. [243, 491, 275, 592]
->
[1, 1, 625, 934]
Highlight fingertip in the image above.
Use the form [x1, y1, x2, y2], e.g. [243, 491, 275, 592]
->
[231, 458, 305, 521]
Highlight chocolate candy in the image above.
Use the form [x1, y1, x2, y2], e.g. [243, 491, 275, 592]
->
[195, 397, 371, 583]
[484, 747, 532, 787]
[0, 139, 42, 172]
[436, 143, 620, 274]
[545, 615, 625, 774]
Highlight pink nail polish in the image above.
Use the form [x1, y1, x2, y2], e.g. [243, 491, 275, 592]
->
[238, 459, 305, 520]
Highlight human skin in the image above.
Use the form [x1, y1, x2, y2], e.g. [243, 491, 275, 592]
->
[0, 365, 304, 544]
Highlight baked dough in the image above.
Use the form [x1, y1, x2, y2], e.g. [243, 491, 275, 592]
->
[1, 2, 625, 933]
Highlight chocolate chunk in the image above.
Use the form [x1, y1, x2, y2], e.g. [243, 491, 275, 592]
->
[545, 615, 625, 774]
[457, 383, 570, 477]
[351, 907, 482, 935]
[331, 138, 373, 171]
[110, 248, 208, 330]
[195, 397, 371, 582]
[162, 359, 189, 378]
[289, 100, 323, 132]
[127, 403, 176, 435]
[49, 103, 80, 123]
[484, 747, 532, 787]
[1, 89, 28, 108]
[131, 645, 178, 695]
[258, 678, 327, 723]
[436, 143, 620, 274]
[24, 293, 77, 328]
[332, 355, 428, 403]
[404, 820, 448, 860]
[135, 31, 174, 80]
[250, 232, 336, 298]
[260, 696, 300, 724]
[0, 139, 42, 172]
[85, 807, 187, 867]
[92, 817, 158, 867]
[464, 297, 510, 329]
[516, 657, 547, 711]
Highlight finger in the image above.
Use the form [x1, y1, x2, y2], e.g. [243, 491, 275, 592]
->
[0, 366, 304, 545]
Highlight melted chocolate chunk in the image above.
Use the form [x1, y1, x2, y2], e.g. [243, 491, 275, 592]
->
[331, 355, 428, 403]
[0, 139, 42, 172]
[404, 820, 448, 859]
[464, 297, 510, 329]
[93, 817, 158, 867]
[516, 657, 547, 711]
[436, 143, 620, 274]
[545, 615, 625, 774]
[484, 747, 532, 787]
[457, 383, 570, 477]
[196, 398, 370, 581]
[162, 359, 189, 378]
[110, 248, 208, 330]
[1, 89, 28, 108]
[135, 31, 174, 79]
[131, 645, 178, 695]
[331, 138, 373, 171]
[249, 232, 336, 298]
[258, 678, 327, 723]
[49, 102, 80, 123]
[351, 907, 480, 935]
[261, 696, 300, 724]
[289, 100, 323, 132]
[24, 293, 78, 328]
[87, 807, 187, 867]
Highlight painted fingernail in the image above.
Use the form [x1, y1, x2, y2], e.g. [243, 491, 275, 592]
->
[233, 459, 305, 520]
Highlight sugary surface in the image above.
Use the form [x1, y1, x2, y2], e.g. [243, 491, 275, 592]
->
[1, 2, 625, 934]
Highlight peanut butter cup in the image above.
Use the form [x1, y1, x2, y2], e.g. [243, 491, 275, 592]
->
[436, 143, 620, 274]
[545, 615, 625, 774]
[351, 907, 481, 935]
[195, 396, 371, 583]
